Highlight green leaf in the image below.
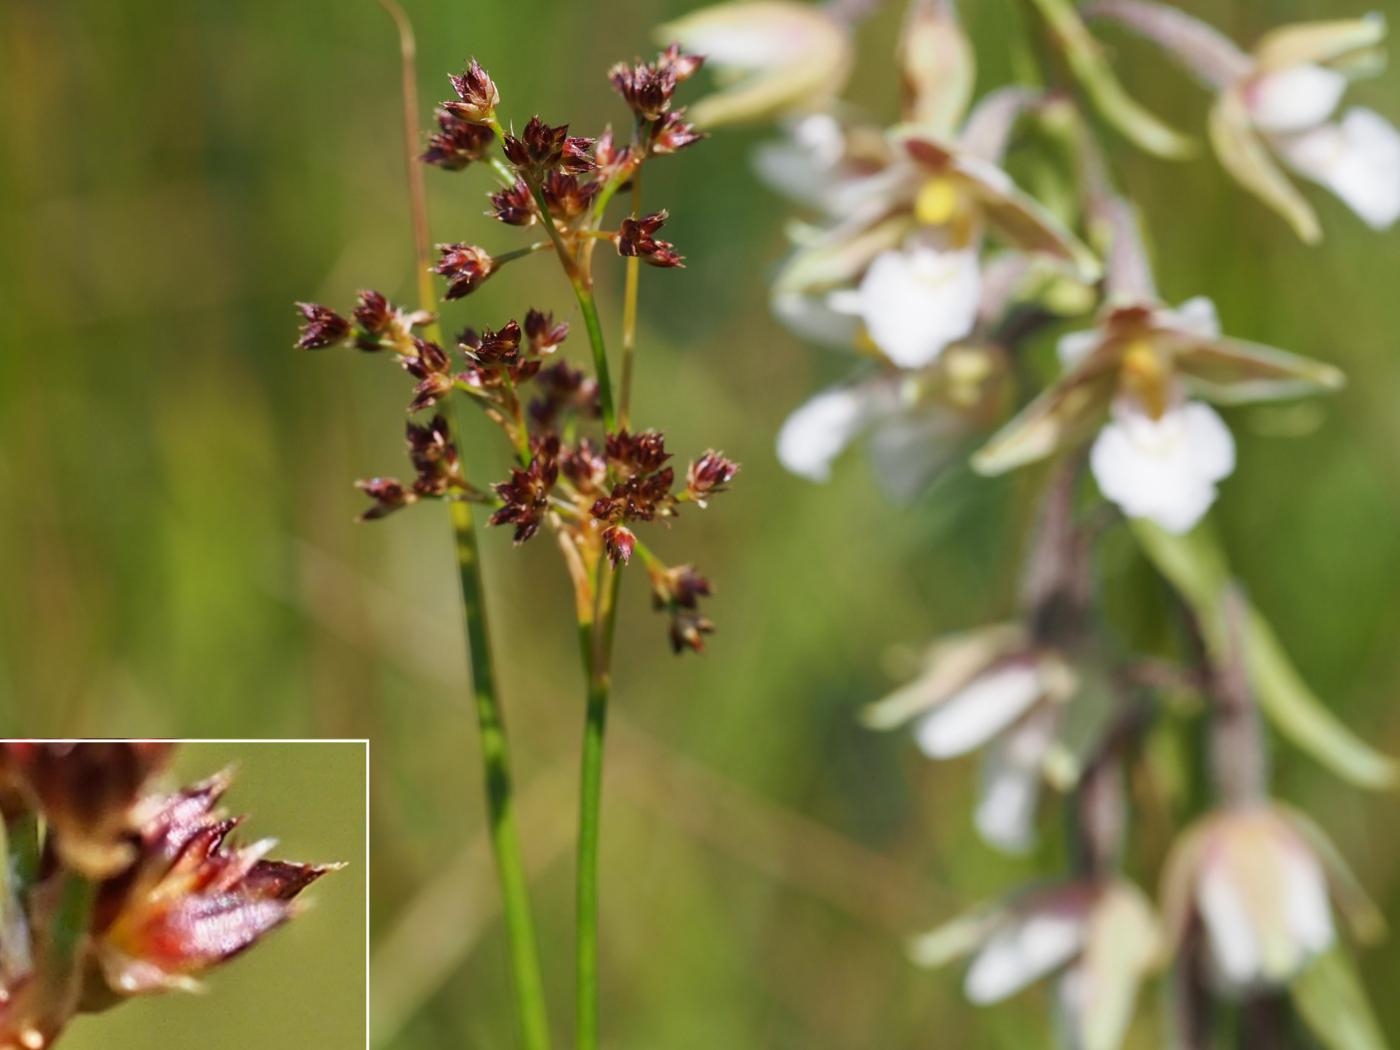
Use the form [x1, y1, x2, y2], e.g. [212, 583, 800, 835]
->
[1025, 0, 1196, 160]
[1291, 948, 1390, 1050]
[898, 0, 975, 135]
[1253, 15, 1387, 72]
[1208, 92, 1321, 244]
[1130, 521, 1399, 790]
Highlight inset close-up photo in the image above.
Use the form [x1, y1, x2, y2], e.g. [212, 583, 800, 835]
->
[0, 741, 366, 1050]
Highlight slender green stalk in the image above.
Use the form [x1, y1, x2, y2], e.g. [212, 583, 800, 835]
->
[377, 6, 551, 1045]
[574, 557, 617, 1050]
[450, 499, 552, 1050]
[524, 178, 618, 431]
[574, 286, 617, 430]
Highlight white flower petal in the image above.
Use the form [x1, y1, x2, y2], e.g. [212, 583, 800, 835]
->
[1197, 857, 1263, 988]
[1276, 107, 1400, 229]
[775, 385, 874, 481]
[752, 114, 846, 208]
[913, 661, 1043, 759]
[855, 244, 981, 367]
[966, 908, 1086, 1004]
[771, 290, 863, 348]
[1247, 64, 1347, 134]
[1166, 296, 1222, 340]
[1056, 329, 1101, 371]
[1281, 842, 1336, 957]
[1089, 398, 1235, 534]
[974, 707, 1056, 853]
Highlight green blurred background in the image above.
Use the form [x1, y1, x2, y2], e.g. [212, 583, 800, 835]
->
[62, 742, 367, 1049]
[2, 0, 1398, 1046]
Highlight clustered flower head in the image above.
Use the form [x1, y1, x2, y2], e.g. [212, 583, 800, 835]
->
[0, 743, 336, 1048]
[294, 44, 736, 654]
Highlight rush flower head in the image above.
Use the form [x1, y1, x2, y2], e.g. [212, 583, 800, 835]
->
[490, 449, 560, 544]
[609, 44, 704, 122]
[294, 302, 350, 349]
[685, 451, 738, 506]
[646, 562, 716, 653]
[911, 879, 1159, 1050]
[421, 106, 496, 170]
[616, 211, 684, 268]
[523, 309, 568, 355]
[1159, 802, 1383, 992]
[433, 243, 497, 299]
[1087, 2, 1400, 241]
[352, 289, 393, 335]
[489, 180, 536, 226]
[355, 477, 414, 521]
[502, 116, 594, 178]
[445, 58, 500, 124]
[460, 320, 523, 366]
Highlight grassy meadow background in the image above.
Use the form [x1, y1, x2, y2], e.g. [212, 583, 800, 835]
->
[2, 0, 1399, 1045]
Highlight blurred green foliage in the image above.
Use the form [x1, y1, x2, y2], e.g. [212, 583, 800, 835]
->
[2, 0, 1399, 1046]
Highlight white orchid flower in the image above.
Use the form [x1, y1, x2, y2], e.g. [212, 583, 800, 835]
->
[1089, 394, 1235, 534]
[1160, 804, 1385, 993]
[1089, 2, 1400, 241]
[974, 294, 1344, 530]
[775, 345, 1005, 495]
[828, 241, 981, 367]
[911, 880, 1159, 1050]
[862, 623, 1076, 853]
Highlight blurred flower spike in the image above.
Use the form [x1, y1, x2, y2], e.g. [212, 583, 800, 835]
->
[1160, 803, 1384, 992]
[863, 623, 1078, 852]
[0, 742, 336, 1048]
[752, 0, 1104, 494]
[1089, 1, 1400, 242]
[911, 879, 1159, 1050]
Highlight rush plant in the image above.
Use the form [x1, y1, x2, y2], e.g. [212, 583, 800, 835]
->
[293, 13, 735, 1048]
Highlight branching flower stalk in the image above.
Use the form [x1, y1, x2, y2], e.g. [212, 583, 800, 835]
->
[669, 0, 1399, 1044]
[294, 30, 735, 1049]
[0, 743, 336, 1048]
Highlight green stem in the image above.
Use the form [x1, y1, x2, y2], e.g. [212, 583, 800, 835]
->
[518, 176, 617, 431]
[451, 498, 552, 1050]
[574, 556, 617, 1050]
[575, 287, 617, 431]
